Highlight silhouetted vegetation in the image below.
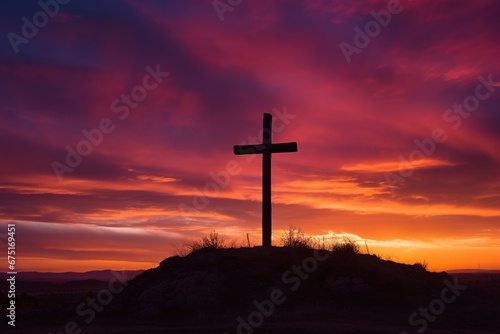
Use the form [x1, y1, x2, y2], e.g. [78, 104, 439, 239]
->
[331, 236, 360, 255]
[279, 225, 313, 248]
[174, 227, 366, 257]
[414, 260, 428, 270]
[174, 230, 233, 256]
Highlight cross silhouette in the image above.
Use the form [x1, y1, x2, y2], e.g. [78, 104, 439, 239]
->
[233, 113, 298, 247]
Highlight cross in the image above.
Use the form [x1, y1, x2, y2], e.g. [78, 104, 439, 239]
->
[233, 113, 298, 247]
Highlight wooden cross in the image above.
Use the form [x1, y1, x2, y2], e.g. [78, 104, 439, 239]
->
[233, 113, 298, 247]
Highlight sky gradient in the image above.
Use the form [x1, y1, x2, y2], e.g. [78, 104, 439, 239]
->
[1, 0, 499, 272]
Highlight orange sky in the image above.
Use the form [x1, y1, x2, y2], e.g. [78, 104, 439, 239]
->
[1, 0, 499, 272]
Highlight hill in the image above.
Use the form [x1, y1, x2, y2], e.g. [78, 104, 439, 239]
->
[113, 247, 447, 319]
[104, 246, 498, 333]
[7, 247, 499, 333]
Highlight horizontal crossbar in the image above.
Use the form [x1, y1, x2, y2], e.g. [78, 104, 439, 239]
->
[234, 142, 297, 155]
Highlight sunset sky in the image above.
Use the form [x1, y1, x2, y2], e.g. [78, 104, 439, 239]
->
[1, 0, 499, 272]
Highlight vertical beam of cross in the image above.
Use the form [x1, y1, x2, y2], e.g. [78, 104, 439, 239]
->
[233, 113, 297, 247]
[262, 113, 272, 247]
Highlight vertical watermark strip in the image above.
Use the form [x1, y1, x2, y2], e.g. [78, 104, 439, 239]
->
[6, 223, 17, 327]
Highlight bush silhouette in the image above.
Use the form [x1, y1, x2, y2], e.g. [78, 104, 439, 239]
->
[331, 236, 360, 255]
[280, 225, 313, 249]
[414, 260, 428, 270]
[175, 230, 228, 256]
[175, 227, 363, 256]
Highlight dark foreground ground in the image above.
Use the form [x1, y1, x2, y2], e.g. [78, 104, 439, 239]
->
[2, 248, 499, 333]
[7, 321, 500, 334]
[3, 273, 499, 334]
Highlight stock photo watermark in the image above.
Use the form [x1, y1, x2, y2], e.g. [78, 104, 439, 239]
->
[179, 106, 296, 218]
[5, 223, 17, 327]
[7, 0, 71, 54]
[339, 0, 410, 64]
[400, 277, 467, 334]
[385, 74, 497, 190]
[224, 250, 329, 334]
[48, 270, 130, 334]
[213, 0, 243, 22]
[51, 64, 169, 181]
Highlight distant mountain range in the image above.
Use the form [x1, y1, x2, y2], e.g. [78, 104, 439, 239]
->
[2, 268, 497, 285]
[1, 269, 144, 283]
[446, 269, 500, 274]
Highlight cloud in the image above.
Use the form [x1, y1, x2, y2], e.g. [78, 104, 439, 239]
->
[0, 0, 499, 271]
